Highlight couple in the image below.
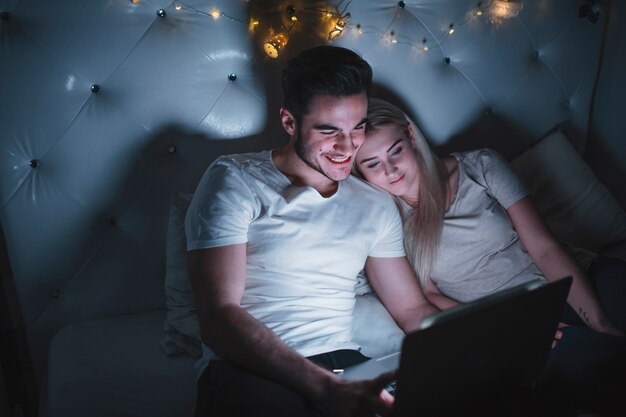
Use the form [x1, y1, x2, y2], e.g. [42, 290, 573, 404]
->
[185, 45, 626, 416]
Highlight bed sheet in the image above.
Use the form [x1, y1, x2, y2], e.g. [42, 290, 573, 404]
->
[47, 310, 197, 417]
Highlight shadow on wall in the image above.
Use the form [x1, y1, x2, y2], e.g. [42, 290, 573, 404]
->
[585, 131, 626, 209]
[372, 84, 537, 161]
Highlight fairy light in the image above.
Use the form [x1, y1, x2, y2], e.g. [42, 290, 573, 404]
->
[249, 18, 260, 31]
[264, 32, 289, 58]
[174, 1, 521, 62]
[389, 30, 398, 44]
[131, 0, 140, 4]
[476, 1, 483, 16]
[489, 0, 523, 22]
[328, 13, 350, 41]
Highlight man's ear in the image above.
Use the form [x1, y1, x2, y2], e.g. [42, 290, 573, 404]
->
[280, 107, 297, 137]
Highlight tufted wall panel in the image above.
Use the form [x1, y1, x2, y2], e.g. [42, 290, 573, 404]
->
[0, 0, 611, 413]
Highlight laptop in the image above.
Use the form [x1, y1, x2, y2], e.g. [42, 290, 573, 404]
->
[342, 277, 572, 417]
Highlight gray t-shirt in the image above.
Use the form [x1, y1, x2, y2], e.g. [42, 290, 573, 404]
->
[401, 149, 545, 302]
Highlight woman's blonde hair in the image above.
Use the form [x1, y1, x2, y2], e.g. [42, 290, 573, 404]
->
[360, 98, 448, 287]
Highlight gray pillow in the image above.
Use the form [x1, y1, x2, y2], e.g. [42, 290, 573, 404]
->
[511, 131, 626, 263]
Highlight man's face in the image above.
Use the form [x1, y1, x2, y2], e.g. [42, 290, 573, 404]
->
[293, 93, 368, 182]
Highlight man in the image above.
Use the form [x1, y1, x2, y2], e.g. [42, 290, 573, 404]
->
[185, 45, 439, 417]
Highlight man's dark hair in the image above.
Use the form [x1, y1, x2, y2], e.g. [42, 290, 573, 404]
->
[281, 45, 373, 123]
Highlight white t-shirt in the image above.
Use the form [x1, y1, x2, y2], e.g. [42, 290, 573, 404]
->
[185, 150, 405, 368]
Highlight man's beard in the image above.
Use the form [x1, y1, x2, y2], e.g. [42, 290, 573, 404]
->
[293, 127, 337, 182]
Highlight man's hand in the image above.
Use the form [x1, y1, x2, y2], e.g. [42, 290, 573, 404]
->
[318, 370, 397, 417]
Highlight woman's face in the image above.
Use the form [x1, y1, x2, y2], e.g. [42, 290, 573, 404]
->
[355, 123, 420, 201]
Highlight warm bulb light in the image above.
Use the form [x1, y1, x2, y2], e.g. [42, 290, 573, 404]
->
[291, 15, 298, 22]
[210, 9, 220, 19]
[131, 0, 140, 4]
[264, 32, 289, 59]
[249, 18, 260, 31]
[489, 0, 523, 21]
[389, 31, 397, 44]
[175, 5, 182, 10]
[476, 9, 483, 16]
[448, 24, 455, 35]
[328, 14, 350, 41]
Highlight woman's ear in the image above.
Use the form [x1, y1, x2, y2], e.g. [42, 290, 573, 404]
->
[407, 122, 417, 148]
[280, 108, 297, 137]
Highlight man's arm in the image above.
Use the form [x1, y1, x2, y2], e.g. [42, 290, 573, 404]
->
[423, 279, 460, 310]
[365, 256, 440, 334]
[188, 244, 398, 416]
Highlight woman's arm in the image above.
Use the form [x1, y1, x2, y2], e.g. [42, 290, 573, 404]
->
[506, 197, 622, 336]
[365, 256, 440, 334]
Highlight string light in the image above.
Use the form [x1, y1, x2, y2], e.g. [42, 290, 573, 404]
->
[131, 0, 140, 4]
[263, 32, 289, 59]
[328, 13, 350, 41]
[171, 1, 522, 61]
[249, 18, 260, 31]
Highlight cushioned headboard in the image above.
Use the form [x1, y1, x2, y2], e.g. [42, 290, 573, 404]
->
[0, 0, 609, 403]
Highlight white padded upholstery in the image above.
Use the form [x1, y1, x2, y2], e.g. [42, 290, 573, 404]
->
[0, 0, 612, 415]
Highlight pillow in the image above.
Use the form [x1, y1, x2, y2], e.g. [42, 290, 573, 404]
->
[511, 131, 626, 257]
[161, 192, 202, 357]
[352, 293, 404, 358]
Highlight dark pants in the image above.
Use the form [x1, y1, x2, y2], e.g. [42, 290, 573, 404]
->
[542, 256, 626, 416]
[194, 350, 369, 417]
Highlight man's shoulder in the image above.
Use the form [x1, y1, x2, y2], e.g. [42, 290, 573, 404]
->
[345, 175, 392, 196]
[214, 150, 271, 168]
[344, 175, 397, 207]
[207, 150, 274, 179]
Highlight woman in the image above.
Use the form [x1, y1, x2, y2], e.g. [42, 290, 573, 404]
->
[354, 98, 626, 415]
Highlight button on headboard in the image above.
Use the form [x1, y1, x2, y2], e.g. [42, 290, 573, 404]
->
[0, 0, 608, 389]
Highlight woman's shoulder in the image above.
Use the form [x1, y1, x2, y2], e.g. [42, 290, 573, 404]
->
[452, 148, 502, 163]
[451, 148, 509, 175]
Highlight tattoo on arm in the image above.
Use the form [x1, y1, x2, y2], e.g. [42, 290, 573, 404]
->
[578, 307, 591, 325]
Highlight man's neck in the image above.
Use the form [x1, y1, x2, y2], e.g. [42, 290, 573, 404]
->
[272, 142, 339, 197]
